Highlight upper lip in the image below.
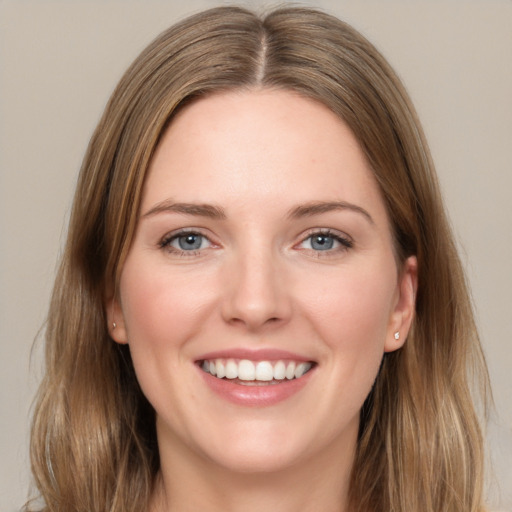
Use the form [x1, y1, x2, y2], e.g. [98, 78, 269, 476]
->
[196, 348, 314, 363]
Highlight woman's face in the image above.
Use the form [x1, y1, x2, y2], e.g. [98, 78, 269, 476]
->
[111, 89, 416, 475]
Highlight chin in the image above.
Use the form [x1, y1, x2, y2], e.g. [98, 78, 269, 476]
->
[193, 414, 352, 476]
[205, 441, 306, 475]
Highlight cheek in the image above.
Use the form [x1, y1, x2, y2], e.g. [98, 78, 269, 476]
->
[120, 262, 215, 347]
[117, 261, 220, 408]
[117, 261, 219, 414]
[300, 263, 397, 402]
[303, 264, 397, 348]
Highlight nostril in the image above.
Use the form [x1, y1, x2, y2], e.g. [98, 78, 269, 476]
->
[220, 270, 293, 330]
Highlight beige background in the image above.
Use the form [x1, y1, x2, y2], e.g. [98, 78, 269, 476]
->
[1, 0, 511, 510]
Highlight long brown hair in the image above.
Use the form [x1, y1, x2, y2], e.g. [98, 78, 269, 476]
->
[28, 6, 490, 511]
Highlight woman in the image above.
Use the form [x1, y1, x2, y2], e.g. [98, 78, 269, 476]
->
[28, 6, 490, 512]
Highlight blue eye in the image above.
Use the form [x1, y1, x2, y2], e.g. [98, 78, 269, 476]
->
[310, 234, 336, 250]
[299, 231, 352, 252]
[173, 233, 207, 250]
[161, 231, 211, 253]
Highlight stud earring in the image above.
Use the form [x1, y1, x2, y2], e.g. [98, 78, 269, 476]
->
[112, 322, 117, 330]
[394, 331, 400, 340]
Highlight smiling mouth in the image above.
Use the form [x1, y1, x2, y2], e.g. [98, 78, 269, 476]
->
[199, 358, 315, 385]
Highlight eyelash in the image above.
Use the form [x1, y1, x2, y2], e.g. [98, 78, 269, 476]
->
[297, 229, 353, 256]
[159, 228, 353, 257]
[159, 229, 212, 256]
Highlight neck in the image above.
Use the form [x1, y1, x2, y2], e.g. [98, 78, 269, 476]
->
[152, 424, 356, 512]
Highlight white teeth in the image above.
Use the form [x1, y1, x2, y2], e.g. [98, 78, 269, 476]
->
[201, 358, 313, 382]
[295, 362, 312, 378]
[255, 361, 274, 381]
[238, 360, 256, 381]
[225, 359, 238, 379]
[216, 360, 226, 379]
[285, 362, 296, 380]
[273, 360, 286, 380]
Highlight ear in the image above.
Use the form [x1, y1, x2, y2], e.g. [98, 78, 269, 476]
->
[104, 288, 129, 345]
[384, 255, 418, 353]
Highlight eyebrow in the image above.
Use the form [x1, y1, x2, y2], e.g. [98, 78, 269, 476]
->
[142, 200, 227, 220]
[142, 199, 373, 224]
[287, 201, 374, 224]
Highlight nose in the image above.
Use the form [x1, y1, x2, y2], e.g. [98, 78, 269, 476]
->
[221, 246, 292, 331]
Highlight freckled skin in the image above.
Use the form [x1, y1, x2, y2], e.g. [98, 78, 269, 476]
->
[110, 90, 417, 507]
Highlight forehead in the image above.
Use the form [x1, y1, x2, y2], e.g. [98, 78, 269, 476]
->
[141, 89, 388, 223]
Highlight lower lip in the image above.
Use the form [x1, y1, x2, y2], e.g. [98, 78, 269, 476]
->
[198, 366, 315, 407]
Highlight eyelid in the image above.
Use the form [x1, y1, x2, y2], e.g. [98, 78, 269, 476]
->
[294, 228, 353, 252]
[157, 226, 352, 257]
[159, 228, 218, 255]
